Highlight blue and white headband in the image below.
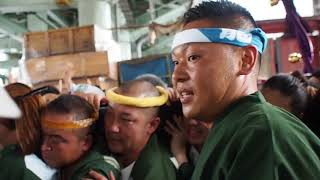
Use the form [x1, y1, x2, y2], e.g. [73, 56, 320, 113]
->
[171, 28, 268, 53]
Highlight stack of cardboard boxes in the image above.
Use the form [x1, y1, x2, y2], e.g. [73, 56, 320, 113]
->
[24, 25, 110, 88]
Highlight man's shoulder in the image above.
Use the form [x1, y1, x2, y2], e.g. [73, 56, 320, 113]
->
[131, 135, 177, 180]
[0, 144, 24, 165]
[227, 96, 320, 151]
[219, 93, 320, 147]
[71, 150, 120, 179]
[0, 144, 20, 156]
[0, 146, 42, 180]
[231, 93, 302, 129]
[231, 97, 320, 179]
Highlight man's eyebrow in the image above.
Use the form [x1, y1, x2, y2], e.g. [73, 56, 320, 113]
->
[120, 112, 132, 117]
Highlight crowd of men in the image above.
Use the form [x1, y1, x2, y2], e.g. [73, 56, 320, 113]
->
[1, 1, 320, 180]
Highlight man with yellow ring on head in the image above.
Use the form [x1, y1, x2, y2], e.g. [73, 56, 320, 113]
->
[87, 79, 177, 180]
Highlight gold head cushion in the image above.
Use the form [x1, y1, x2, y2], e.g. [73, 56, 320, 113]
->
[106, 86, 168, 108]
[42, 118, 96, 129]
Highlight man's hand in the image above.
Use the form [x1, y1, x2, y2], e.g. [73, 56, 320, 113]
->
[164, 115, 188, 166]
[82, 170, 116, 180]
[73, 92, 107, 110]
[166, 87, 179, 105]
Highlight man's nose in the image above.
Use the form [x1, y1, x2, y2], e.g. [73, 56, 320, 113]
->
[41, 138, 52, 152]
[172, 60, 189, 85]
[106, 118, 120, 133]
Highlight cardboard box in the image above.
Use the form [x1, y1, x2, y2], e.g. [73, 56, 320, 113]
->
[25, 51, 109, 84]
[24, 25, 102, 59]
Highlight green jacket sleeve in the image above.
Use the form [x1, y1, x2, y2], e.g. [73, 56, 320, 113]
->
[71, 162, 120, 180]
[69, 151, 120, 180]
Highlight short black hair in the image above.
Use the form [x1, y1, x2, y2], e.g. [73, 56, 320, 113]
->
[291, 70, 308, 86]
[302, 90, 320, 138]
[262, 74, 308, 118]
[312, 69, 320, 79]
[183, 0, 257, 29]
[42, 94, 97, 122]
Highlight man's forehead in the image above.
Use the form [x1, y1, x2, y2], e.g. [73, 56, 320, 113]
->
[43, 126, 70, 134]
[108, 102, 140, 113]
[43, 113, 73, 121]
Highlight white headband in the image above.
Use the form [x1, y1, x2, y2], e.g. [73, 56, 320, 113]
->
[171, 28, 267, 53]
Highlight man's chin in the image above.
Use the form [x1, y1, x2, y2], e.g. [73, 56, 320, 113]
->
[110, 149, 123, 154]
[43, 156, 69, 168]
[188, 139, 203, 146]
[108, 144, 124, 154]
[45, 161, 60, 168]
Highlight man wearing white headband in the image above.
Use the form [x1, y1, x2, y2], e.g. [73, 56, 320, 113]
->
[171, 1, 320, 180]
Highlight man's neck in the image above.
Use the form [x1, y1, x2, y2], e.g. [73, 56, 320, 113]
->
[201, 77, 258, 122]
[194, 144, 203, 153]
[117, 138, 150, 168]
[117, 154, 139, 168]
[59, 151, 89, 180]
[60, 167, 75, 180]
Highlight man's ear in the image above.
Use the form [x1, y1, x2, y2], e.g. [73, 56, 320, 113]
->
[81, 134, 93, 152]
[238, 45, 259, 75]
[147, 117, 160, 135]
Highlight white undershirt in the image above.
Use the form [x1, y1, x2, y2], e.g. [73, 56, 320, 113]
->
[24, 154, 57, 180]
[121, 162, 135, 180]
[189, 146, 200, 165]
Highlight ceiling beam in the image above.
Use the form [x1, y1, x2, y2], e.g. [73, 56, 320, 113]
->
[0, 57, 20, 69]
[0, 36, 22, 50]
[47, 10, 68, 27]
[0, 14, 28, 42]
[34, 13, 59, 29]
[131, 0, 189, 42]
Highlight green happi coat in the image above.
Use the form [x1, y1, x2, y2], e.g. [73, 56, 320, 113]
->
[0, 144, 56, 180]
[192, 92, 320, 180]
[58, 149, 120, 180]
[130, 135, 177, 180]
